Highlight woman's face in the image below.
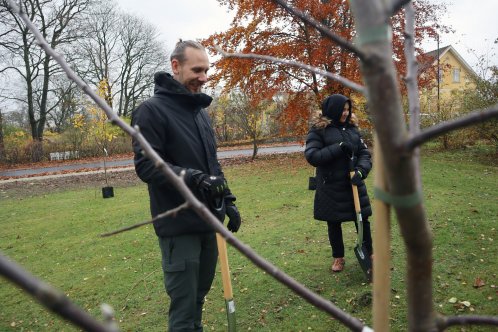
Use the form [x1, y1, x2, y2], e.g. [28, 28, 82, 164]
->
[339, 103, 350, 123]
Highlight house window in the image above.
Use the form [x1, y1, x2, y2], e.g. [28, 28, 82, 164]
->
[452, 68, 460, 83]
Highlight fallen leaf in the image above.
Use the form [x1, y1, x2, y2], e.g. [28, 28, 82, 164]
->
[460, 301, 471, 307]
[448, 297, 457, 303]
[473, 277, 485, 288]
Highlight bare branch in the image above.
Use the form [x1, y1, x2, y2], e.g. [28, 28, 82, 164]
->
[270, 0, 366, 61]
[0, 252, 118, 332]
[4, 0, 370, 329]
[388, 0, 412, 16]
[214, 46, 366, 95]
[437, 315, 498, 330]
[100, 202, 190, 237]
[403, 105, 498, 152]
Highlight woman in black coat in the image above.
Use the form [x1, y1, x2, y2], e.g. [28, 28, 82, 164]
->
[305, 94, 373, 272]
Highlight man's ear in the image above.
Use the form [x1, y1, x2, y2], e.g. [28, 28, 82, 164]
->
[171, 59, 180, 75]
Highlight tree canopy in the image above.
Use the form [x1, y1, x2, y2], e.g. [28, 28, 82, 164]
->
[204, 0, 448, 135]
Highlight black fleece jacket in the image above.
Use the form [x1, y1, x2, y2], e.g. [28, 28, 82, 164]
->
[131, 72, 226, 237]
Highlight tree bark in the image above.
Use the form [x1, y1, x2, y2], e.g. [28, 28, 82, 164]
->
[349, 1, 435, 331]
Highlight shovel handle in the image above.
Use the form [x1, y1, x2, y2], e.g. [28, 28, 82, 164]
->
[350, 171, 361, 214]
[216, 233, 233, 299]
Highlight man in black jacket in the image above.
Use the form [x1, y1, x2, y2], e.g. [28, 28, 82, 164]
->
[131, 40, 241, 331]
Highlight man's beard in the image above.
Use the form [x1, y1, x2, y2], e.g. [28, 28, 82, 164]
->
[186, 80, 203, 93]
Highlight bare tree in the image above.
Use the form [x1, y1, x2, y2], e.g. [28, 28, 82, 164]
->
[116, 13, 163, 117]
[76, 2, 164, 117]
[76, 1, 119, 106]
[225, 90, 269, 159]
[47, 76, 80, 132]
[0, 0, 91, 146]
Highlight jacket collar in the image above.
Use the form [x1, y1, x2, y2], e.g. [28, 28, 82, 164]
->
[153, 71, 212, 108]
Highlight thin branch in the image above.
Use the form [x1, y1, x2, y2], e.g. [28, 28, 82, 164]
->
[100, 202, 189, 237]
[0, 252, 118, 332]
[388, 0, 412, 16]
[4, 0, 369, 330]
[403, 105, 498, 152]
[270, 0, 366, 61]
[437, 315, 498, 330]
[214, 46, 365, 95]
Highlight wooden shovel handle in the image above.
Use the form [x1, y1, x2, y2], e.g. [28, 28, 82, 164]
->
[350, 170, 361, 213]
[216, 233, 233, 299]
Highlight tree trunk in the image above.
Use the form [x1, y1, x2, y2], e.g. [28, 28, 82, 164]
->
[349, 1, 436, 331]
[251, 135, 258, 160]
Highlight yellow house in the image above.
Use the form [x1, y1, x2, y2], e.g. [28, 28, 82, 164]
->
[420, 45, 477, 113]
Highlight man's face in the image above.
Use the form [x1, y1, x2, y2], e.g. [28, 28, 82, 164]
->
[172, 47, 209, 93]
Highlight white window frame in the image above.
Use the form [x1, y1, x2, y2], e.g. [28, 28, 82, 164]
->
[452, 68, 460, 83]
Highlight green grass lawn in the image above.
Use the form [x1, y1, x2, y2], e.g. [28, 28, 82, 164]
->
[1, 149, 497, 331]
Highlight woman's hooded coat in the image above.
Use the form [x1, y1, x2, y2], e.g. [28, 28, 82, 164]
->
[305, 94, 372, 222]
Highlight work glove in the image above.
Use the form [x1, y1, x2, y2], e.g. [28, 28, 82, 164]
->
[190, 170, 228, 199]
[339, 141, 353, 158]
[225, 201, 241, 232]
[351, 168, 364, 186]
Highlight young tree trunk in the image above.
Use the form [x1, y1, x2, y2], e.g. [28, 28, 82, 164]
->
[251, 135, 258, 160]
[349, 1, 436, 331]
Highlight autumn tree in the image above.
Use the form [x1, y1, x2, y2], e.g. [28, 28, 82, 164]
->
[227, 90, 272, 159]
[86, 78, 119, 155]
[204, 0, 447, 136]
[3, 0, 498, 331]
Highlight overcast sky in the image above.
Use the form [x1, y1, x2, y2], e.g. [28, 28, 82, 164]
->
[116, 0, 497, 70]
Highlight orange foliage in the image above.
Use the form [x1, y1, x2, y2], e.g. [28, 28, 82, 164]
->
[204, 0, 449, 135]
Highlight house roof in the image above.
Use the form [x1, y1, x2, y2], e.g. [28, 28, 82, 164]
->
[422, 45, 477, 77]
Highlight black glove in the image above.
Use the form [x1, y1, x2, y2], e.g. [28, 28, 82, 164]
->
[339, 141, 353, 157]
[190, 170, 228, 199]
[351, 168, 364, 186]
[225, 202, 241, 232]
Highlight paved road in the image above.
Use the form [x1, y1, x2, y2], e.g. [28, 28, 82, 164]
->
[0, 144, 304, 178]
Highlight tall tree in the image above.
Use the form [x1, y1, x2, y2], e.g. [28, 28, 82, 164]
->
[76, 2, 164, 117]
[47, 76, 80, 133]
[204, 0, 447, 136]
[0, 0, 91, 145]
[116, 13, 163, 117]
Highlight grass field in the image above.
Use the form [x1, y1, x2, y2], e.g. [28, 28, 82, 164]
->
[1, 149, 497, 331]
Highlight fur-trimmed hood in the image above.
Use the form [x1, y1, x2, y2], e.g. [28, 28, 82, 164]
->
[311, 114, 358, 130]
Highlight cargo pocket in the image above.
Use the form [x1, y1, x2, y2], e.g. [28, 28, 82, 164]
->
[164, 260, 186, 273]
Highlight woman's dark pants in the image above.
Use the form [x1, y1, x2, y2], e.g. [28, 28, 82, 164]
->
[327, 220, 372, 258]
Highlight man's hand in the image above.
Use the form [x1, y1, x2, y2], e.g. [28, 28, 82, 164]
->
[226, 203, 241, 232]
[191, 171, 228, 198]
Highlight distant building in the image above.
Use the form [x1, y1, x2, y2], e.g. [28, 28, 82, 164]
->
[419, 45, 477, 113]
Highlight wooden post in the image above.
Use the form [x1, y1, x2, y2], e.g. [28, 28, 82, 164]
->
[373, 134, 391, 331]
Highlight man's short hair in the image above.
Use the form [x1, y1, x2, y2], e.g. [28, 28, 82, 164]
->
[170, 39, 205, 64]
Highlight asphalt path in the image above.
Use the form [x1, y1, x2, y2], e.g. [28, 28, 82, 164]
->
[0, 144, 304, 178]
